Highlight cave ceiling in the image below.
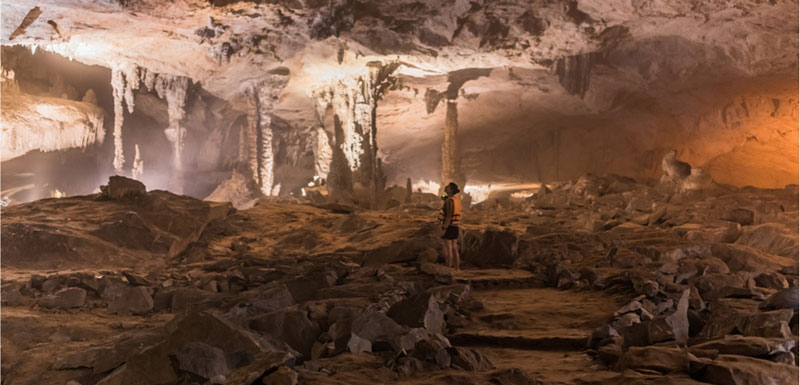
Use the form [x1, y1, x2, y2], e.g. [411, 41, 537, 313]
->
[2, 0, 798, 191]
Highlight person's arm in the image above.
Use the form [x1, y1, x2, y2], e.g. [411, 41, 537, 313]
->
[442, 199, 454, 230]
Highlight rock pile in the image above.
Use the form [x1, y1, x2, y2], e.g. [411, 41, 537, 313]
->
[1, 172, 797, 385]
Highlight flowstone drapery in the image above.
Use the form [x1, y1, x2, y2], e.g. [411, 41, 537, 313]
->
[311, 62, 398, 207]
[110, 63, 190, 191]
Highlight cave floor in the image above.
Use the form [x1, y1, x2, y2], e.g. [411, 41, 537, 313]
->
[1, 176, 798, 384]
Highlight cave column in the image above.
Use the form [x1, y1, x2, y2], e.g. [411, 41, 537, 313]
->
[442, 99, 465, 190]
[249, 71, 289, 196]
[164, 77, 189, 194]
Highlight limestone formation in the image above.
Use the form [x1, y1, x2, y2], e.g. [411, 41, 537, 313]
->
[0, 1, 798, 384]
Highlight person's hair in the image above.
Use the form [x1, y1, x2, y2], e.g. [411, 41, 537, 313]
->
[446, 182, 460, 194]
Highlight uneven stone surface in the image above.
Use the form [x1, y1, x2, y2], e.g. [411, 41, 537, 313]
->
[1, 173, 798, 385]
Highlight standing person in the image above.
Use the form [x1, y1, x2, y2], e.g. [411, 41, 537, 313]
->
[438, 182, 462, 270]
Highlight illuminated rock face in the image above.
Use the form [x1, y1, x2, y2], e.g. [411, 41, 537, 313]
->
[1, 71, 104, 162]
[0, 0, 797, 201]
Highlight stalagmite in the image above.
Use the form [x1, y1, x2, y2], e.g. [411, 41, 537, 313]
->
[314, 126, 332, 180]
[132, 144, 143, 180]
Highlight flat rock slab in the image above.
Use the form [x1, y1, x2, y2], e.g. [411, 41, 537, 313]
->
[454, 288, 623, 346]
[454, 269, 546, 289]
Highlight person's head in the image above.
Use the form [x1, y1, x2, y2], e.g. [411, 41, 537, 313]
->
[444, 182, 460, 196]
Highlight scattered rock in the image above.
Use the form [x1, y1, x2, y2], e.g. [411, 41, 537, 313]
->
[618, 346, 692, 374]
[107, 286, 154, 315]
[759, 288, 799, 311]
[387, 291, 445, 334]
[39, 287, 86, 309]
[101, 176, 147, 199]
[690, 354, 798, 385]
[176, 341, 231, 380]
[261, 366, 298, 385]
[690, 335, 795, 358]
[249, 309, 321, 357]
[722, 208, 754, 226]
[462, 228, 519, 268]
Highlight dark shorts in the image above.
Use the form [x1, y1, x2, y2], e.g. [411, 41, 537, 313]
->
[442, 226, 459, 240]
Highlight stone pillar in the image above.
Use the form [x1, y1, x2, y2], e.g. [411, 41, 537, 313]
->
[164, 77, 189, 195]
[442, 100, 465, 190]
[247, 69, 289, 196]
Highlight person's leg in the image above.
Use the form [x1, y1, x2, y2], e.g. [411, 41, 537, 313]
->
[442, 239, 451, 267]
[453, 238, 461, 270]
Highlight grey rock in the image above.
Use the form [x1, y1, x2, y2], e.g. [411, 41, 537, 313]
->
[101, 176, 147, 199]
[759, 288, 798, 310]
[2, 287, 27, 306]
[95, 311, 286, 385]
[261, 366, 298, 385]
[447, 346, 493, 371]
[41, 277, 64, 293]
[223, 352, 295, 385]
[39, 287, 86, 309]
[249, 309, 320, 357]
[690, 354, 798, 385]
[387, 291, 445, 335]
[722, 208, 754, 226]
[690, 335, 795, 358]
[176, 342, 230, 379]
[754, 271, 789, 290]
[618, 346, 691, 374]
[108, 286, 154, 315]
[461, 228, 519, 268]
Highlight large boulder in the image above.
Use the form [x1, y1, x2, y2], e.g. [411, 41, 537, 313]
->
[462, 228, 519, 268]
[107, 286, 154, 315]
[387, 291, 445, 335]
[618, 346, 692, 374]
[690, 354, 798, 385]
[249, 309, 321, 358]
[101, 176, 147, 200]
[175, 342, 230, 380]
[690, 336, 795, 358]
[94, 311, 290, 385]
[735, 223, 798, 258]
[39, 287, 86, 309]
[759, 288, 799, 311]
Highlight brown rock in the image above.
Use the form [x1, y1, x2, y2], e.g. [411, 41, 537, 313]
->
[39, 287, 86, 309]
[102, 176, 147, 199]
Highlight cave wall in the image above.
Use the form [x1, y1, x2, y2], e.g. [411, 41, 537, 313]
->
[1, 0, 797, 202]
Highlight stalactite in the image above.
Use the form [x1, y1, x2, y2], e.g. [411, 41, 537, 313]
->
[110, 62, 142, 175]
[110, 67, 126, 174]
[312, 69, 378, 173]
[110, 63, 190, 191]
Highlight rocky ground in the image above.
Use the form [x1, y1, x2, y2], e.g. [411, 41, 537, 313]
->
[2, 173, 798, 385]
